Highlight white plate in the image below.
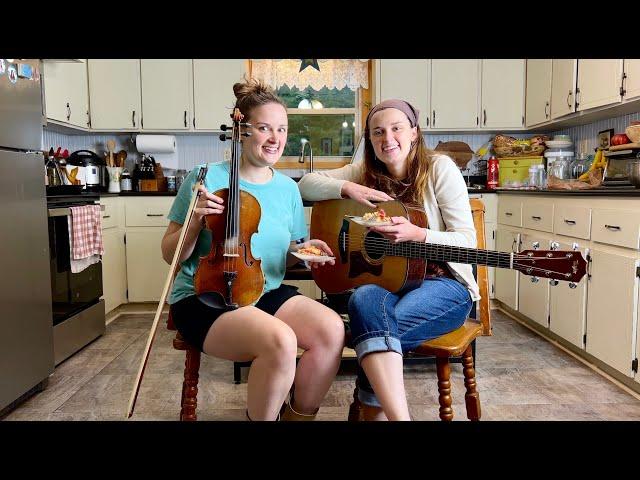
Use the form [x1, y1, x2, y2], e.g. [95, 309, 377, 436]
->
[290, 251, 335, 262]
[545, 140, 573, 148]
[348, 216, 393, 227]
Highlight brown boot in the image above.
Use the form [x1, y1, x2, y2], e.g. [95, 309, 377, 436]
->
[360, 404, 387, 421]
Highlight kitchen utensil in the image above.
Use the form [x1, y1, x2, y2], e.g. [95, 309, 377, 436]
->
[106, 139, 116, 167]
[434, 141, 474, 169]
[116, 150, 127, 168]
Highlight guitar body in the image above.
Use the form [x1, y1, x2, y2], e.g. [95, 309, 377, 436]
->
[310, 199, 428, 294]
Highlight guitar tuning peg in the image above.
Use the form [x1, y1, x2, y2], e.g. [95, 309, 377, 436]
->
[219, 134, 231, 141]
[220, 124, 229, 131]
[242, 132, 252, 137]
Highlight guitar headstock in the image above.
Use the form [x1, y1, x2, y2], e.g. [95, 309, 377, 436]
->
[514, 250, 588, 283]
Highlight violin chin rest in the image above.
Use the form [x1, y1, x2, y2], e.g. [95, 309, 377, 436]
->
[197, 292, 236, 310]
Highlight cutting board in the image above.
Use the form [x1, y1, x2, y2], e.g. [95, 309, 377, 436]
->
[608, 142, 640, 151]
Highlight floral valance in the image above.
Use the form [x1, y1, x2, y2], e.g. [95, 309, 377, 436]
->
[250, 59, 369, 91]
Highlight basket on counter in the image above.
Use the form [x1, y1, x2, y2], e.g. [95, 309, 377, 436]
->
[492, 134, 547, 158]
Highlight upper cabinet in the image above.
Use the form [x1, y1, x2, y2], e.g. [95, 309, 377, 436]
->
[576, 59, 623, 112]
[140, 59, 193, 130]
[377, 59, 431, 129]
[525, 59, 552, 127]
[431, 59, 479, 129]
[87, 60, 142, 130]
[623, 59, 640, 101]
[193, 59, 246, 130]
[550, 59, 577, 120]
[481, 59, 525, 129]
[43, 60, 89, 128]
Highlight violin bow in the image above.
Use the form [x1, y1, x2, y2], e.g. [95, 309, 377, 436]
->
[126, 164, 209, 418]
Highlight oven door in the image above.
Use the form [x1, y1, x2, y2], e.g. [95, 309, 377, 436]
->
[47, 208, 103, 326]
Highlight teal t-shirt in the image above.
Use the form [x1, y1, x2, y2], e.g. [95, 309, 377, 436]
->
[167, 162, 308, 305]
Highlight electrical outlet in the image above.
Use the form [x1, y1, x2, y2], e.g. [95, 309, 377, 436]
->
[223, 148, 231, 161]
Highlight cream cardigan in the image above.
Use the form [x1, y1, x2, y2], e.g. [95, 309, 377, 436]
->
[297, 154, 480, 301]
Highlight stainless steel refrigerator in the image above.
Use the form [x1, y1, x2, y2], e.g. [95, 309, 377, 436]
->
[0, 59, 54, 412]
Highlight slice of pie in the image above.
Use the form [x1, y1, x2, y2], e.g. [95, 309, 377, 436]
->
[297, 245, 324, 256]
[361, 208, 390, 223]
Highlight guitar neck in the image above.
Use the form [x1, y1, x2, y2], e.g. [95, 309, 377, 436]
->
[388, 241, 513, 269]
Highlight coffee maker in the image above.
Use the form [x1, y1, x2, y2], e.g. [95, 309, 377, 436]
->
[67, 150, 108, 192]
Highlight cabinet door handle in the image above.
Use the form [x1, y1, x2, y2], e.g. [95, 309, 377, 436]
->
[575, 87, 581, 109]
[620, 72, 627, 97]
[146, 214, 164, 217]
[564, 219, 576, 225]
[66, 102, 71, 121]
[193, 116, 196, 128]
[425, 116, 429, 127]
[184, 111, 187, 127]
[544, 101, 549, 118]
[102, 215, 111, 219]
[432, 110, 436, 127]
[567, 90, 573, 109]
[604, 224, 621, 231]
[531, 215, 542, 221]
[504, 212, 513, 216]
[483, 109, 487, 126]
[132, 110, 136, 127]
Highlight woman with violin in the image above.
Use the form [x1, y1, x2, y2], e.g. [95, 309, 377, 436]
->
[298, 99, 478, 421]
[161, 79, 345, 421]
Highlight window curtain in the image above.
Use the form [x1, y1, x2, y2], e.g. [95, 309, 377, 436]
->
[250, 59, 369, 91]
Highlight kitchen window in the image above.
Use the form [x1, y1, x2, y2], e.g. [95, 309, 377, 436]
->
[250, 59, 371, 164]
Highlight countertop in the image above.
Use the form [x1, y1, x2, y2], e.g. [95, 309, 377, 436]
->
[495, 187, 640, 196]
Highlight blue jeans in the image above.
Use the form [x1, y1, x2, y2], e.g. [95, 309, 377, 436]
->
[347, 277, 473, 407]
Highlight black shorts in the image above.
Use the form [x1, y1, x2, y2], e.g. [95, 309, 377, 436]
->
[170, 284, 302, 352]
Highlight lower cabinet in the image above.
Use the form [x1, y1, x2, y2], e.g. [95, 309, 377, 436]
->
[586, 246, 639, 377]
[494, 226, 520, 310]
[518, 232, 551, 328]
[102, 227, 127, 313]
[125, 227, 171, 302]
[548, 237, 588, 349]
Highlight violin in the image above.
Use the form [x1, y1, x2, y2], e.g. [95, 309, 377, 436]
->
[194, 108, 264, 308]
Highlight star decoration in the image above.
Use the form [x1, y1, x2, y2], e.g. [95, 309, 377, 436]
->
[299, 59, 320, 72]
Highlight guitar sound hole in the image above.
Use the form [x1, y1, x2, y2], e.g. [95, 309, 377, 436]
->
[364, 232, 385, 260]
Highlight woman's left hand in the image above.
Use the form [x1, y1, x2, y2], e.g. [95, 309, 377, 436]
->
[369, 216, 427, 243]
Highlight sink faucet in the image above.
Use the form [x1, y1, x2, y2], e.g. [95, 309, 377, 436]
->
[298, 138, 314, 174]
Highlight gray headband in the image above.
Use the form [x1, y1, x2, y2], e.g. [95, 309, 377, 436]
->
[366, 99, 420, 130]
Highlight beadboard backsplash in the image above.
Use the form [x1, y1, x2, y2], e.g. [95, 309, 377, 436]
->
[43, 108, 640, 176]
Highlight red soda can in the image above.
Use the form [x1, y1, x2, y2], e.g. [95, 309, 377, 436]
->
[487, 156, 499, 189]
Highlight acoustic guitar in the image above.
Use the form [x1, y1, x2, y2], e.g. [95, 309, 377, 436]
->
[310, 199, 587, 294]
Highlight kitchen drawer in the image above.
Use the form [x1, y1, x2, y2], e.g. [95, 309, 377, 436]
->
[522, 202, 554, 233]
[125, 197, 174, 227]
[100, 197, 120, 230]
[553, 205, 591, 240]
[591, 209, 640, 250]
[497, 196, 522, 227]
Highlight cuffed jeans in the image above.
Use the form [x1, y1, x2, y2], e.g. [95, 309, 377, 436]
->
[347, 277, 473, 407]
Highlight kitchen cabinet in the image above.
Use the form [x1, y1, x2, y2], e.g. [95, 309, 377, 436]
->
[586, 246, 639, 377]
[548, 237, 588, 349]
[377, 59, 431, 129]
[518, 232, 552, 327]
[124, 197, 173, 302]
[576, 59, 623, 112]
[469, 193, 497, 298]
[494, 226, 520, 310]
[525, 59, 552, 127]
[480, 59, 525, 129]
[100, 197, 127, 314]
[193, 59, 246, 130]
[87, 60, 142, 130]
[623, 59, 640, 101]
[43, 59, 90, 128]
[430, 59, 479, 129]
[550, 59, 577, 120]
[140, 59, 193, 130]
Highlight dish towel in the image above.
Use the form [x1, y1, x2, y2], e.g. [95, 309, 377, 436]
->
[68, 205, 104, 273]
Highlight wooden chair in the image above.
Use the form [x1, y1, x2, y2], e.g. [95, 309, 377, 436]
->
[347, 198, 492, 421]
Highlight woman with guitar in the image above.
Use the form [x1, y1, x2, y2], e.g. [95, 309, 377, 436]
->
[162, 79, 344, 421]
[298, 99, 478, 421]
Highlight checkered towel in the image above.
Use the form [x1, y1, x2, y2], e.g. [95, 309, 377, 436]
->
[69, 205, 104, 260]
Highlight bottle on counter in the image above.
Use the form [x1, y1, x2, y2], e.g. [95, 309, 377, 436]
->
[486, 156, 499, 189]
[536, 164, 547, 189]
[528, 165, 538, 189]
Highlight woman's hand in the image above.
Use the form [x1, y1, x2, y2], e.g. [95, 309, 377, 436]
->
[369, 216, 427, 243]
[292, 239, 335, 269]
[341, 181, 394, 208]
[193, 185, 225, 227]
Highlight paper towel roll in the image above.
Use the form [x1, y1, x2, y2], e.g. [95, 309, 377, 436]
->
[135, 135, 176, 154]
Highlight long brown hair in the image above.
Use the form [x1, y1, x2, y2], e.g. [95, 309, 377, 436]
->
[362, 121, 436, 206]
[232, 77, 287, 121]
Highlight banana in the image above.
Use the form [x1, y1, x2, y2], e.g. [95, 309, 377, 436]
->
[578, 149, 605, 181]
